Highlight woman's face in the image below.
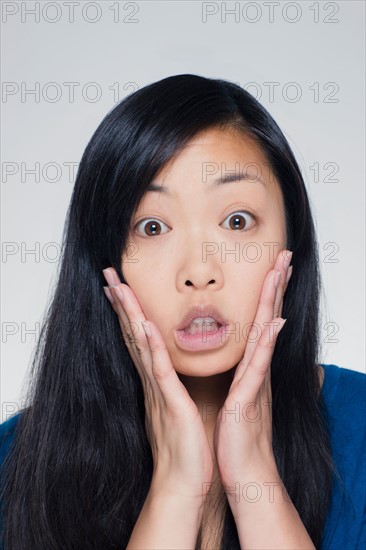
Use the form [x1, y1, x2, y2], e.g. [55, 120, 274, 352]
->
[121, 126, 287, 377]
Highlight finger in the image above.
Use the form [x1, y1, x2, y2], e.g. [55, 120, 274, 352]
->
[112, 283, 154, 369]
[102, 267, 120, 287]
[273, 251, 292, 318]
[104, 270, 195, 415]
[235, 318, 286, 400]
[277, 265, 293, 319]
[233, 268, 279, 384]
[102, 268, 122, 315]
[241, 250, 291, 372]
[109, 285, 151, 391]
[272, 250, 291, 318]
[102, 268, 155, 392]
[103, 286, 114, 305]
[142, 321, 197, 413]
[103, 269, 151, 374]
[109, 284, 160, 392]
[263, 360, 272, 417]
[111, 283, 189, 410]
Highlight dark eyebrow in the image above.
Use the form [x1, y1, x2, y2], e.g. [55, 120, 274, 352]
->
[215, 172, 266, 186]
[146, 171, 266, 197]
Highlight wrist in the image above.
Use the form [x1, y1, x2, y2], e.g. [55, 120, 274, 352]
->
[223, 467, 315, 550]
[220, 453, 279, 486]
[145, 484, 204, 536]
[149, 475, 206, 516]
[126, 476, 205, 548]
[223, 462, 285, 516]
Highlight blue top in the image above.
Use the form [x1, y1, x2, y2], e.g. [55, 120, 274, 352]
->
[0, 363, 365, 548]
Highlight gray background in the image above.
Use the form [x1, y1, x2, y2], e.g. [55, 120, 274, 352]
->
[1, 1, 365, 420]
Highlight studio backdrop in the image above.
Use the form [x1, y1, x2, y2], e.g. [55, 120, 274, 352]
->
[1, 0, 365, 419]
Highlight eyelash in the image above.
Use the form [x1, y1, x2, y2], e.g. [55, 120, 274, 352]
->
[133, 210, 257, 237]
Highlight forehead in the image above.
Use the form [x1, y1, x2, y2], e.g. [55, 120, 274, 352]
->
[162, 126, 269, 170]
[147, 127, 276, 198]
[184, 126, 265, 155]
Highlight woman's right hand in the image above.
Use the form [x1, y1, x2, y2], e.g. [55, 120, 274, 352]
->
[102, 268, 214, 505]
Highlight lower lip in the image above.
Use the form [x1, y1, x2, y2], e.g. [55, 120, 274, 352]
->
[174, 324, 229, 351]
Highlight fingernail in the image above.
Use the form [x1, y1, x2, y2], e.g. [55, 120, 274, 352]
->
[142, 321, 151, 337]
[285, 265, 293, 284]
[276, 318, 287, 335]
[102, 269, 115, 287]
[111, 285, 124, 303]
[103, 286, 114, 304]
[285, 250, 293, 264]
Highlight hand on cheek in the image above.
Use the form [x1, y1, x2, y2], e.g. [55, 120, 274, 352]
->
[102, 268, 214, 502]
[213, 249, 293, 490]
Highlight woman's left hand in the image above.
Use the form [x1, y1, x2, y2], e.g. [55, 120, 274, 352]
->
[213, 248, 293, 492]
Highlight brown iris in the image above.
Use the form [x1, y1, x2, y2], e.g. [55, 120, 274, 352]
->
[228, 214, 247, 230]
[144, 221, 161, 236]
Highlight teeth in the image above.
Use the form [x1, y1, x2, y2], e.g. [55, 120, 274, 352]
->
[184, 317, 220, 335]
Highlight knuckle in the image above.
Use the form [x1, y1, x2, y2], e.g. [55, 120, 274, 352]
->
[260, 334, 275, 349]
[149, 340, 167, 354]
[277, 280, 285, 291]
[135, 344, 145, 357]
[125, 331, 138, 345]
[152, 367, 169, 382]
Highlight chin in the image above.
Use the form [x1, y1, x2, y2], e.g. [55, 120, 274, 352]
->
[171, 349, 242, 378]
[175, 366, 229, 377]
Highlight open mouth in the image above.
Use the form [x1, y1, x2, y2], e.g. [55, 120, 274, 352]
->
[181, 318, 223, 335]
[174, 305, 229, 351]
[175, 319, 229, 352]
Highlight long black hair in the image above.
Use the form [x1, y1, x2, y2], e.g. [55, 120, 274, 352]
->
[0, 74, 340, 548]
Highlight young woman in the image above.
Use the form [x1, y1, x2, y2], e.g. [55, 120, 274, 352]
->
[0, 74, 365, 549]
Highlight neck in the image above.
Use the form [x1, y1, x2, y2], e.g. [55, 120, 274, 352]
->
[177, 366, 237, 431]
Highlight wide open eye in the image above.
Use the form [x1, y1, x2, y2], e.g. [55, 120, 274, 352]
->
[134, 218, 169, 237]
[221, 211, 256, 231]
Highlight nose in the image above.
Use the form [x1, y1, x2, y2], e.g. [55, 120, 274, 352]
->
[177, 249, 224, 292]
[184, 276, 216, 288]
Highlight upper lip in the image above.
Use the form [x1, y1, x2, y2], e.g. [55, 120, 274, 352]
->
[176, 304, 229, 331]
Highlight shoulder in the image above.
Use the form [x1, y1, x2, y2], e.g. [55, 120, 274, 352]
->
[0, 412, 22, 440]
[320, 363, 365, 446]
[0, 412, 22, 466]
[320, 363, 366, 416]
[320, 365, 366, 548]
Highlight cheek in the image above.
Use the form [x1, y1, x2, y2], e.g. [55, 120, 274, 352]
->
[121, 260, 171, 330]
[231, 280, 262, 335]
[228, 258, 274, 327]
